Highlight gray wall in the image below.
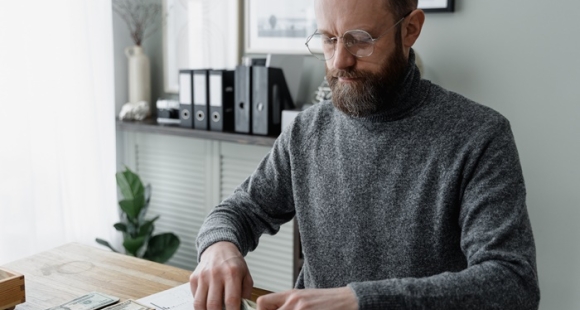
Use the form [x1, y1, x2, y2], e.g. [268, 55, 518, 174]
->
[113, 0, 580, 308]
[414, 1, 580, 309]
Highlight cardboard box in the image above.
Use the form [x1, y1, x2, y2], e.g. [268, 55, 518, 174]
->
[0, 268, 25, 310]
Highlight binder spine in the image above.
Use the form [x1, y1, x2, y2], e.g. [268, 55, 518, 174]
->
[235, 66, 252, 134]
[193, 70, 210, 130]
[178, 70, 193, 128]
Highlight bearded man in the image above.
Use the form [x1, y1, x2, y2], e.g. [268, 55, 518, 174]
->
[190, 0, 540, 309]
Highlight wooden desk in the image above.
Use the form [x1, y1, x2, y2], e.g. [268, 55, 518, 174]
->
[2, 243, 269, 309]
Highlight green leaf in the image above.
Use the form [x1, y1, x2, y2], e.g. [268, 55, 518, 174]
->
[143, 233, 180, 263]
[95, 238, 119, 253]
[123, 236, 146, 256]
[116, 167, 145, 201]
[119, 196, 145, 220]
[113, 222, 128, 232]
[138, 215, 160, 237]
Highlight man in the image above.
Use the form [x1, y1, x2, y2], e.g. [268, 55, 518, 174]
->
[190, 0, 540, 309]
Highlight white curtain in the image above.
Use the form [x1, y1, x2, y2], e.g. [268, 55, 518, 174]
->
[0, 1, 118, 264]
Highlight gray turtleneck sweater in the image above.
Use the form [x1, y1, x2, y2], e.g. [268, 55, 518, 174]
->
[197, 53, 540, 309]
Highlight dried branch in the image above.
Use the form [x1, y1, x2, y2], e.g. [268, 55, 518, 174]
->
[113, 0, 161, 46]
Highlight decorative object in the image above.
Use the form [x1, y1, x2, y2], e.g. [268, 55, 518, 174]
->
[163, 0, 241, 93]
[119, 101, 150, 121]
[96, 167, 180, 264]
[418, 0, 455, 12]
[113, 0, 160, 118]
[311, 77, 332, 105]
[245, 0, 316, 54]
[0, 267, 25, 310]
[125, 46, 151, 107]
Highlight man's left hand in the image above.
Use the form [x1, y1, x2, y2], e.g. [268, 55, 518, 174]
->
[256, 287, 358, 310]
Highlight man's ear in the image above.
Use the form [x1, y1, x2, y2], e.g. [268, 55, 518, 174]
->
[402, 9, 425, 48]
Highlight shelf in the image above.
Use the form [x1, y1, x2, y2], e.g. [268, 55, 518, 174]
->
[116, 119, 277, 147]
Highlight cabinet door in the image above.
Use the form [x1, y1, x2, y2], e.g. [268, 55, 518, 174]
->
[219, 142, 295, 292]
[123, 132, 213, 270]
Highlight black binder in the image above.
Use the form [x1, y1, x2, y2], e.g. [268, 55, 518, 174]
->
[178, 70, 193, 128]
[193, 69, 210, 130]
[209, 70, 235, 132]
[235, 65, 253, 134]
[252, 67, 294, 136]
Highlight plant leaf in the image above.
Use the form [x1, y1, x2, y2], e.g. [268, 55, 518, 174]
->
[113, 222, 128, 232]
[138, 215, 160, 237]
[119, 199, 139, 219]
[95, 238, 118, 253]
[143, 233, 180, 263]
[116, 167, 145, 201]
[123, 236, 146, 256]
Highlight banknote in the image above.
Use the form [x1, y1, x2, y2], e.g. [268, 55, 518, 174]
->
[220, 298, 257, 310]
[46, 292, 120, 310]
[102, 300, 154, 310]
[241, 299, 257, 310]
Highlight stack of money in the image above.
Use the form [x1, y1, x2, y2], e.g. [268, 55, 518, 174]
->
[46, 292, 119, 310]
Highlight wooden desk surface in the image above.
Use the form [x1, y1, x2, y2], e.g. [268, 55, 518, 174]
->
[2, 243, 269, 309]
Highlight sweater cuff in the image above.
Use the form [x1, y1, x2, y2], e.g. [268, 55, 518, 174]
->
[196, 228, 245, 262]
[348, 281, 406, 310]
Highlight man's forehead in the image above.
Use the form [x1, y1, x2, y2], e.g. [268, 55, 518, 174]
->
[314, 0, 392, 33]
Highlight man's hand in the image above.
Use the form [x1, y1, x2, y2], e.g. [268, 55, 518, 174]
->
[190, 241, 253, 310]
[256, 287, 358, 310]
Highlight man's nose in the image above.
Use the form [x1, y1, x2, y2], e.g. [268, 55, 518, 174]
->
[331, 41, 356, 71]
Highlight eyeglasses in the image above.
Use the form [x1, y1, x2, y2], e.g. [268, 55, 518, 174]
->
[305, 11, 413, 61]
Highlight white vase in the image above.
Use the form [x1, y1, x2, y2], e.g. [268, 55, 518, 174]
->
[125, 46, 151, 106]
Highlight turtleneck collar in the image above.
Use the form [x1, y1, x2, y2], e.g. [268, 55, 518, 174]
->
[338, 48, 430, 123]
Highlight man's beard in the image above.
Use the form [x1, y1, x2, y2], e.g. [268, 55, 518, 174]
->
[327, 36, 408, 118]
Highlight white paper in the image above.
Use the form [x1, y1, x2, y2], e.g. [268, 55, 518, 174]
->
[136, 283, 193, 310]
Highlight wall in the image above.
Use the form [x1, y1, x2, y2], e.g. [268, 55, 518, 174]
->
[413, 1, 580, 309]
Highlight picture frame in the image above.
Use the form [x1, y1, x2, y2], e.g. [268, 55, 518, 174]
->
[418, 0, 455, 13]
[163, 0, 241, 93]
[245, 0, 316, 54]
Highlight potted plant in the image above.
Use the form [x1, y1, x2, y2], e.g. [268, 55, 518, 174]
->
[96, 167, 180, 263]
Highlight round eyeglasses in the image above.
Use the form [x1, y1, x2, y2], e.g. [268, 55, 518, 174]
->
[305, 11, 413, 61]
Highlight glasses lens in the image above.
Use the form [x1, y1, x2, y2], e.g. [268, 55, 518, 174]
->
[343, 30, 374, 58]
[306, 33, 335, 61]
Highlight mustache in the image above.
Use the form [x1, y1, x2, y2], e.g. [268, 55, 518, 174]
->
[328, 69, 365, 79]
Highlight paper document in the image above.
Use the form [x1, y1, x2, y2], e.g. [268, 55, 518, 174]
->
[136, 283, 257, 310]
[137, 283, 193, 310]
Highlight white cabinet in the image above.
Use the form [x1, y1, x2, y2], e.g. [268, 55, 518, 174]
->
[120, 131, 296, 292]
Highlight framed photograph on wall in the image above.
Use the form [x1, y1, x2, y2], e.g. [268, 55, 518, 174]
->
[418, 0, 455, 12]
[245, 0, 316, 54]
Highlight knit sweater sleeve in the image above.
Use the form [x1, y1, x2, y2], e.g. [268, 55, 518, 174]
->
[348, 119, 540, 310]
[196, 126, 296, 259]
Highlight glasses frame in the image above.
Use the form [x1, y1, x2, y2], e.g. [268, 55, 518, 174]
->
[305, 10, 414, 61]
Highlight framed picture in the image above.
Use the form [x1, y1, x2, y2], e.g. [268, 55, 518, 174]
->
[245, 0, 316, 54]
[418, 0, 455, 13]
[163, 0, 241, 93]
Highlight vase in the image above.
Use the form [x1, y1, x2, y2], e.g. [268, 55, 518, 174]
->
[125, 46, 151, 107]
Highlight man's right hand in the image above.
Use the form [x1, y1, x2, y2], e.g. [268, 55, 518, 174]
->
[190, 241, 254, 310]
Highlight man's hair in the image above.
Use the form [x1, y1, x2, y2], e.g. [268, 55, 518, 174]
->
[383, 0, 418, 19]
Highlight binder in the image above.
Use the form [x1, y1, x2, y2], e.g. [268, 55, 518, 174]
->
[209, 70, 235, 132]
[178, 70, 193, 128]
[252, 67, 294, 136]
[235, 65, 253, 134]
[193, 70, 210, 130]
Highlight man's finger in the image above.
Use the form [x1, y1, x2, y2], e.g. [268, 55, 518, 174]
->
[241, 273, 254, 300]
[224, 276, 242, 310]
[206, 276, 225, 310]
[256, 291, 288, 310]
[193, 277, 209, 310]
